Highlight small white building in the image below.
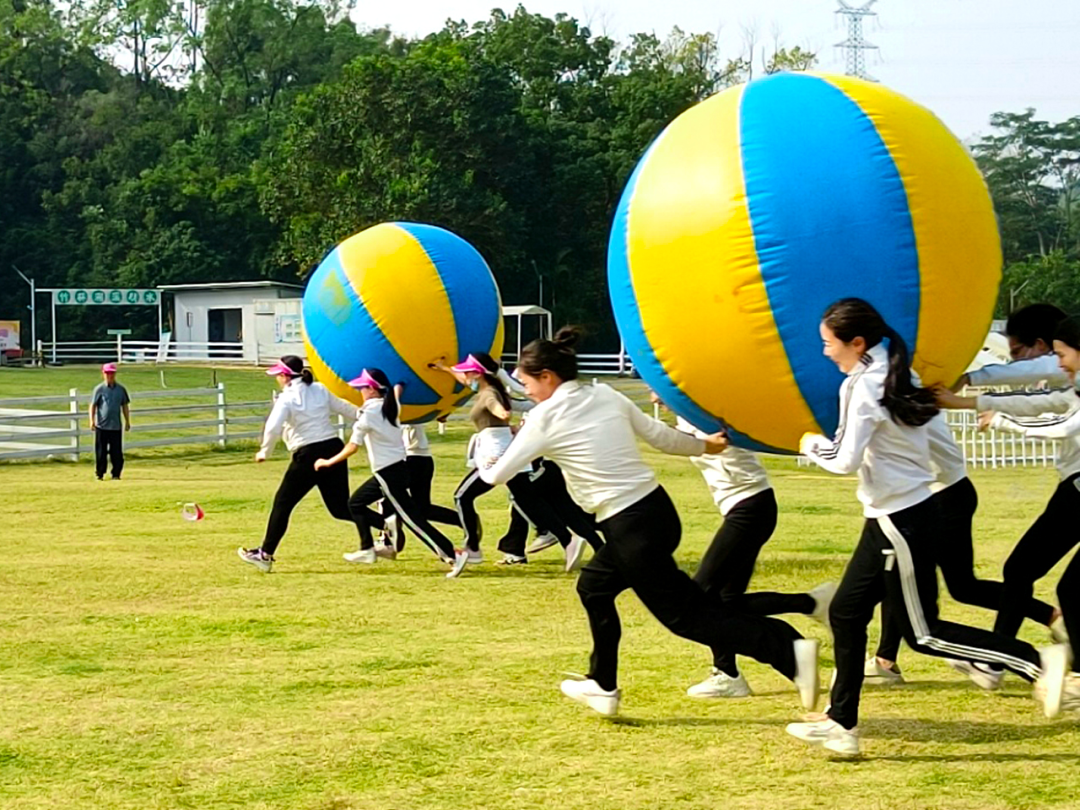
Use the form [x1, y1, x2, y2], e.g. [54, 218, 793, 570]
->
[158, 281, 304, 363]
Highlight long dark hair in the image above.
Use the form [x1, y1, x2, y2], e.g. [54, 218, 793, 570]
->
[822, 298, 938, 427]
[1053, 316, 1080, 352]
[365, 367, 399, 426]
[472, 351, 511, 411]
[517, 326, 583, 382]
[280, 355, 313, 385]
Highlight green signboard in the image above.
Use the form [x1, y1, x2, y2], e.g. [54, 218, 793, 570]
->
[53, 288, 159, 306]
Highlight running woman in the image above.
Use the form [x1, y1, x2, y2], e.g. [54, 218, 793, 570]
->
[376, 386, 463, 554]
[498, 365, 605, 558]
[434, 354, 585, 571]
[315, 369, 468, 579]
[480, 326, 821, 718]
[668, 407, 836, 699]
[238, 356, 364, 573]
[788, 298, 1067, 756]
[867, 413, 1063, 687]
[971, 316, 1080, 700]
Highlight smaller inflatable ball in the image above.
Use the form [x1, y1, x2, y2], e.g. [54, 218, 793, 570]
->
[608, 72, 1001, 453]
[303, 222, 504, 423]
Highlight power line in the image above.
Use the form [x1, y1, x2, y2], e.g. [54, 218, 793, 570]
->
[835, 0, 879, 81]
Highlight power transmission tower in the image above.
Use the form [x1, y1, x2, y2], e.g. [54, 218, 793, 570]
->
[835, 0, 879, 80]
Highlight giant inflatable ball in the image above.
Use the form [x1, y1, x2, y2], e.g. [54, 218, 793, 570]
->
[608, 72, 1002, 453]
[303, 222, 504, 423]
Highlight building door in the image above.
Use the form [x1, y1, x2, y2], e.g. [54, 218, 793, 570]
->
[208, 308, 242, 357]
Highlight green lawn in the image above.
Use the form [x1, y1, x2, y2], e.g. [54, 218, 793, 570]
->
[1, 369, 1077, 809]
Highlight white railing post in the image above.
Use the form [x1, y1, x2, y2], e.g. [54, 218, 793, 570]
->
[68, 388, 80, 462]
[217, 382, 227, 448]
[116, 332, 123, 362]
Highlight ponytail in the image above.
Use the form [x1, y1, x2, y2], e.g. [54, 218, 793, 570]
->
[364, 368, 399, 426]
[518, 325, 583, 382]
[822, 299, 938, 427]
[279, 355, 313, 385]
[880, 325, 938, 427]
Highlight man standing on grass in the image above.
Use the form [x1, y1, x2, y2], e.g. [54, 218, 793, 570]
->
[89, 362, 131, 480]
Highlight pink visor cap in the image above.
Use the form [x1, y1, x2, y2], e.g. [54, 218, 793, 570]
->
[450, 355, 487, 375]
[265, 361, 296, 377]
[347, 369, 384, 390]
[102, 363, 118, 373]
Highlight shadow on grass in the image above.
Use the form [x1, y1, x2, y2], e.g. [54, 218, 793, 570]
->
[866, 752, 1080, 764]
[862, 717, 1080, 744]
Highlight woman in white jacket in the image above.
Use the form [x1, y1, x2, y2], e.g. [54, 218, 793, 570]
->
[974, 316, 1080, 700]
[790, 299, 1064, 756]
[481, 326, 821, 720]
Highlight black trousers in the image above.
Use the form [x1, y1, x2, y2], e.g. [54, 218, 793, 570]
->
[262, 437, 360, 556]
[94, 428, 124, 479]
[348, 460, 456, 559]
[692, 489, 814, 675]
[454, 468, 568, 554]
[994, 474, 1080, 647]
[579, 486, 803, 692]
[876, 477, 1056, 661]
[532, 461, 604, 551]
[828, 496, 1043, 730]
[380, 456, 461, 547]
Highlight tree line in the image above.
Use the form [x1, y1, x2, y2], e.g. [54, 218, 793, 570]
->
[1, 0, 1077, 351]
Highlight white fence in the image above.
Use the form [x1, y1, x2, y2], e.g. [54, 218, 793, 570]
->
[0, 384, 273, 461]
[38, 340, 638, 373]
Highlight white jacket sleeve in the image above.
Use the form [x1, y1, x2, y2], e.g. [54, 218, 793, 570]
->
[622, 391, 707, 456]
[349, 411, 373, 446]
[976, 388, 1077, 417]
[967, 355, 1067, 388]
[991, 405, 1080, 439]
[802, 379, 881, 475]
[259, 397, 290, 455]
[480, 418, 548, 485]
[329, 394, 360, 422]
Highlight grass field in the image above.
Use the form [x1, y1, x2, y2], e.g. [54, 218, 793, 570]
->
[2, 367, 1079, 809]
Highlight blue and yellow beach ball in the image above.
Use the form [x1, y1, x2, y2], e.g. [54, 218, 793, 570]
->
[609, 73, 1002, 453]
[303, 222, 504, 423]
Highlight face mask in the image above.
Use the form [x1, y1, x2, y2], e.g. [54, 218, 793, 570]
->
[469, 380, 480, 392]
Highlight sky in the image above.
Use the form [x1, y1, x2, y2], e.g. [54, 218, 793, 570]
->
[351, 0, 1080, 141]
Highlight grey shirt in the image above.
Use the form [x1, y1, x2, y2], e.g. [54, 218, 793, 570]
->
[92, 382, 130, 431]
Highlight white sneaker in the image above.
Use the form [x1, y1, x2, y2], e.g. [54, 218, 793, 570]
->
[1037, 643, 1070, 718]
[526, 532, 560, 555]
[863, 656, 905, 684]
[808, 582, 837, 626]
[237, 547, 273, 573]
[786, 716, 860, 756]
[374, 542, 397, 561]
[564, 534, 586, 573]
[560, 678, 621, 716]
[446, 549, 469, 579]
[465, 548, 484, 565]
[384, 515, 401, 551]
[495, 553, 527, 566]
[948, 658, 1004, 691]
[1051, 615, 1070, 645]
[793, 638, 820, 710]
[686, 668, 751, 698]
[343, 548, 377, 564]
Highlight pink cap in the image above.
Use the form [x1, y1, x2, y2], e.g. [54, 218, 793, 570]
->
[102, 363, 118, 373]
[347, 369, 384, 390]
[450, 355, 487, 375]
[265, 361, 294, 377]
